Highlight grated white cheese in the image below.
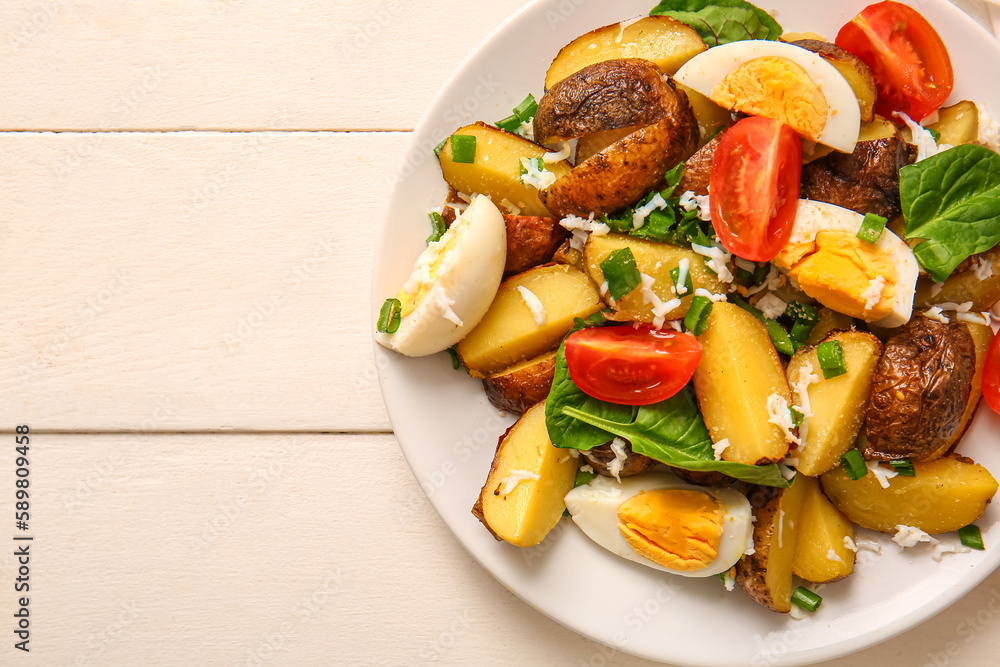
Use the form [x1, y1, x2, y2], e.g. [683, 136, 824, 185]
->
[766, 393, 801, 446]
[789, 604, 808, 621]
[861, 275, 886, 312]
[516, 286, 546, 327]
[607, 438, 629, 483]
[632, 193, 668, 230]
[679, 189, 712, 221]
[580, 463, 595, 475]
[843, 536, 858, 552]
[691, 243, 734, 284]
[543, 142, 571, 164]
[745, 265, 783, 297]
[456, 192, 473, 203]
[517, 120, 534, 141]
[598, 280, 616, 308]
[722, 570, 736, 592]
[896, 112, 953, 161]
[826, 548, 844, 563]
[866, 460, 898, 489]
[778, 463, 797, 481]
[974, 255, 995, 281]
[639, 273, 681, 328]
[930, 281, 945, 298]
[893, 524, 936, 548]
[674, 258, 691, 295]
[757, 293, 788, 320]
[932, 540, 971, 563]
[500, 198, 521, 216]
[498, 469, 540, 496]
[957, 311, 992, 326]
[519, 157, 557, 189]
[667, 319, 683, 332]
[734, 257, 756, 273]
[924, 306, 949, 324]
[694, 288, 728, 303]
[560, 213, 609, 252]
[855, 537, 882, 555]
[429, 285, 463, 326]
[977, 103, 1000, 152]
[712, 438, 731, 461]
[791, 361, 819, 445]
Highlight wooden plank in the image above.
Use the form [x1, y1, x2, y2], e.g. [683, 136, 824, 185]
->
[0, 432, 998, 665]
[0, 0, 526, 131]
[0, 131, 406, 431]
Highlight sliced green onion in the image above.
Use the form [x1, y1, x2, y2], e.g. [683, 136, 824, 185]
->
[959, 524, 985, 550]
[889, 459, 916, 477]
[841, 450, 867, 480]
[856, 213, 888, 244]
[446, 345, 462, 370]
[600, 248, 641, 300]
[670, 265, 694, 296]
[752, 263, 770, 286]
[789, 319, 818, 347]
[786, 301, 820, 324]
[734, 267, 754, 286]
[427, 211, 447, 243]
[927, 127, 942, 143]
[817, 340, 848, 379]
[791, 586, 822, 613]
[790, 407, 804, 427]
[513, 94, 538, 122]
[450, 135, 477, 164]
[766, 319, 795, 356]
[377, 298, 402, 334]
[574, 470, 595, 488]
[684, 296, 714, 336]
[433, 137, 448, 157]
[495, 114, 522, 133]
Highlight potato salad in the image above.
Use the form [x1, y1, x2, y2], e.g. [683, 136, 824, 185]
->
[376, 0, 1000, 615]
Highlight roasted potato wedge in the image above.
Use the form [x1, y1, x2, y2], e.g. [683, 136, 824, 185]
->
[576, 126, 639, 163]
[693, 303, 792, 466]
[913, 250, 1000, 312]
[473, 401, 578, 547]
[789, 39, 877, 123]
[438, 122, 572, 217]
[926, 100, 980, 146]
[938, 322, 993, 456]
[791, 476, 854, 583]
[544, 15, 706, 90]
[736, 481, 808, 613]
[534, 59, 681, 145]
[482, 351, 557, 415]
[584, 234, 726, 322]
[457, 264, 603, 376]
[864, 316, 976, 461]
[504, 215, 566, 275]
[805, 308, 855, 346]
[551, 238, 586, 273]
[675, 130, 723, 196]
[788, 330, 882, 477]
[820, 454, 999, 534]
[580, 440, 657, 479]
[669, 468, 733, 487]
[539, 91, 698, 218]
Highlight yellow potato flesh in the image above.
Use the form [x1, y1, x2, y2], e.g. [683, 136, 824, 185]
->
[913, 251, 1000, 312]
[788, 330, 882, 477]
[792, 476, 854, 583]
[438, 122, 571, 217]
[765, 479, 807, 613]
[675, 83, 733, 148]
[820, 454, 1000, 534]
[927, 100, 980, 146]
[804, 308, 855, 346]
[457, 264, 602, 376]
[693, 303, 791, 465]
[479, 402, 578, 547]
[544, 16, 706, 89]
[584, 234, 725, 322]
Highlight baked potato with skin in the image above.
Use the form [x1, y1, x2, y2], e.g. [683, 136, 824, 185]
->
[788, 39, 877, 123]
[669, 467, 733, 487]
[540, 91, 699, 218]
[482, 351, 557, 415]
[913, 249, 1000, 312]
[534, 59, 682, 145]
[864, 316, 977, 461]
[937, 322, 994, 458]
[580, 440, 657, 479]
[503, 215, 566, 276]
[551, 238, 586, 273]
[576, 126, 640, 163]
[675, 130, 724, 196]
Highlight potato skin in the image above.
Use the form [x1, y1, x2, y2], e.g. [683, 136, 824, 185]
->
[864, 316, 976, 461]
[504, 215, 566, 276]
[736, 487, 781, 611]
[675, 130, 723, 196]
[669, 467, 733, 487]
[534, 59, 681, 144]
[580, 440, 657, 478]
[482, 353, 556, 415]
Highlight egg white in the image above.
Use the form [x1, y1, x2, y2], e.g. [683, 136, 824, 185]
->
[564, 472, 753, 578]
[782, 200, 919, 327]
[674, 40, 861, 153]
[376, 195, 506, 356]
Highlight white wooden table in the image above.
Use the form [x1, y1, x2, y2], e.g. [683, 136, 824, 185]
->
[1, 1, 998, 664]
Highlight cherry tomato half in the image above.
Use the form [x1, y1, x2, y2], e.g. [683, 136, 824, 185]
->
[984, 331, 1000, 415]
[564, 325, 702, 406]
[709, 117, 801, 262]
[836, 1, 954, 121]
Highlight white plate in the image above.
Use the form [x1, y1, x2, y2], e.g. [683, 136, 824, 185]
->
[372, 2, 1000, 665]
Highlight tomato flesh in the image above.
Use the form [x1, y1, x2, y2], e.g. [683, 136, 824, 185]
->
[984, 331, 1000, 415]
[564, 325, 702, 406]
[836, 1, 954, 121]
[709, 117, 801, 262]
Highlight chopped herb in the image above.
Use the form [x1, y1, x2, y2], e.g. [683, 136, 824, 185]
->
[450, 135, 477, 163]
[766, 319, 795, 356]
[857, 213, 888, 244]
[752, 263, 770, 286]
[433, 137, 448, 157]
[791, 586, 822, 613]
[496, 114, 522, 133]
[959, 524, 985, 550]
[670, 265, 694, 296]
[574, 470, 595, 488]
[927, 127, 942, 143]
[513, 94, 539, 122]
[786, 301, 820, 324]
[446, 345, 463, 370]
[790, 407, 804, 427]
[889, 459, 916, 477]
[600, 248, 642, 300]
[377, 298, 402, 334]
[817, 340, 847, 379]
[841, 450, 867, 480]
[684, 295, 714, 336]
[427, 211, 447, 243]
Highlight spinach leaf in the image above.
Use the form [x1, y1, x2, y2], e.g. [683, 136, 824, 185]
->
[900, 144, 1000, 282]
[563, 391, 790, 487]
[650, 0, 782, 46]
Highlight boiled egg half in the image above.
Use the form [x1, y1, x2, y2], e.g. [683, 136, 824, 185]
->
[674, 40, 861, 153]
[376, 195, 506, 356]
[773, 200, 919, 327]
[564, 472, 752, 578]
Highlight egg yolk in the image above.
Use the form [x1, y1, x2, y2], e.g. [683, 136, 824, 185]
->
[617, 489, 724, 572]
[712, 56, 828, 142]
[775, 230, 897, 320]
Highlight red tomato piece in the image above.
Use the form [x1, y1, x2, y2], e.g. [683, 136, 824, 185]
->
[984, 331, 1000, 415]
[564, 325, 702, 406]
[836, 1, 954, 121]
[709, 117, 801, 262]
